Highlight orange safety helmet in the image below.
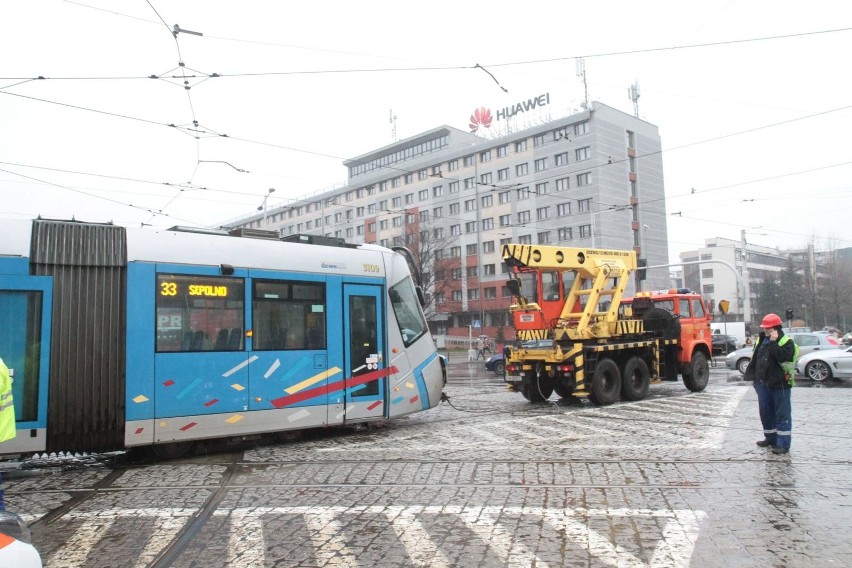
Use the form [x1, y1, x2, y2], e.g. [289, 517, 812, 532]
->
[760, 313, 782, 328]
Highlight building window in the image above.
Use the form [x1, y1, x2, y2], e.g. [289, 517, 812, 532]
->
[391, 196, 401, 208]
[575, 146, 590, 161]
[468, 288, 479, 300]
[367, 204, 376, 214]
[392, 216, 402, 227]
[481, 195, 493, 208]
[535, 182, 548, 195]
[577, 172, 592, 187]
[517, 187, 530, 200]
[450, 246, 461, 257]
[554, 152, 568, 166]
[702, 269, 714, 278]
[497, 145, 508, 158]
[578, 198, 591, 212]
[533, 133, 546, 147]
[627, 130, 636, 149]
[450, 224, 461, 236]
[499, 191, 510, 204]
[368, 222, 375, 232]
[557, 203, 571, 216]
[452, 268, 462, 279]
[516, 163, 529, 176]
[703, 284, 715, 294]
[466, 243, 478, 256]
[465, 221, 477, 233]
[418, 169, 428, 180]
[432, 165, 442, 177]
[538, 231, 551, 244]
[480, 172, 492, 185]
[464, 177, 476, 189]
[449, 181, 459, 193]
[452, 290, 462, 301]
[574, 121, 589, 136]
[484, 264, 496, 276]
[419, 189, 428, 201]
[463, 155, 475, 167]
[433, 227, 443, 238]
[433, 206, 443, 218]
[579, 224, 592, 238]
[465, 199, 477, 212]
[356, 207, 364, 217]
[536, 207, 549, 220]
[379, 219, 388, 230]
[518, 234, 532, 244]
[515, 139, 528, 152]
[558, 227, 573, 241]
[485, 287, 497, 299]
[419, 211, 429, 222]
[534, 158, 547, 172]
[480, 150, 491, 162]
[433, 185, 443, 197]
[379, 181, 387, 192]
[405, 193, 414, 204]
[499, 214, 511, 227]
[518, 210, 531, 224]
[404, 173, 413, 184]
[483, 241, 495, 253]
[448, 159, 458, 172]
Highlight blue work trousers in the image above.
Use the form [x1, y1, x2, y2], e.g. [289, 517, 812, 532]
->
[754, 382, 792, 450]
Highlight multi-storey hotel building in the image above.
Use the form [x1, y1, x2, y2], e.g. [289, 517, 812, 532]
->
[231, 102, 669, 342]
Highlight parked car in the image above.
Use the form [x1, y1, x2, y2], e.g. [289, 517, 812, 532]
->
[485, 339, 553, 375]
[725, 332, 841, 375]
[712, 334, 738, 355]
[485, 353, 505, 375]
[795, 346, 852, 381]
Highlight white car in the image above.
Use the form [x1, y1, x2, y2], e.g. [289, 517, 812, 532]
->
[796, 345, 852, 381]
[725, 332, 841, 375]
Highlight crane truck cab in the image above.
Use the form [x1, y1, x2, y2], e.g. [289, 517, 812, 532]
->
[501, 243, 712, 405]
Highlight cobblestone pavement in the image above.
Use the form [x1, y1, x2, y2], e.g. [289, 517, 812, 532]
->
[8, 364, 852, 567]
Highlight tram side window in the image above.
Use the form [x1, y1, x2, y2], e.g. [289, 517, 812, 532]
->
[253, 280, 326, 350]
[389, 276, 427, 347]
[156, 274, 245, 352]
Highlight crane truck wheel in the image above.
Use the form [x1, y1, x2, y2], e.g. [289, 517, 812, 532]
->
[621, 356, 650, 401]
[682, 351, 710, 392]
[589, 357, 621, 405]
[522, 364, 554, 402]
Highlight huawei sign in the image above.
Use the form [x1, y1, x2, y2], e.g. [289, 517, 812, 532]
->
[468, 92, 551, 133]
[468, 107, 493, 133]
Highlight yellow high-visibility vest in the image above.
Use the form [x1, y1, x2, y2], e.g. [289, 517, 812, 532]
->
[0, 357, 15, 443]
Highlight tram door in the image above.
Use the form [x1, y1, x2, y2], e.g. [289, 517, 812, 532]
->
[0, 277, 52, 453]
[343, 284, 386, 421]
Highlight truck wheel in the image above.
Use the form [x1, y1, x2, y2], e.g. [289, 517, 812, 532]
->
[523, 364, 554, 402]
[621, 356, 650, 401]
[589, 358, 621, 405]
[683, 351, 710, 392]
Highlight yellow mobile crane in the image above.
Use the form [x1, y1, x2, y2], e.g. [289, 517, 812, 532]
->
[502, 243, 712, 404]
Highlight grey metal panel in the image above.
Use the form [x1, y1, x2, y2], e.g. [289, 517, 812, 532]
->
[31, 220, 126, 267]
[30, 220, 127, 452]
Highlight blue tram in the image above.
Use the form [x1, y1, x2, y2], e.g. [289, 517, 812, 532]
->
[0, 219, 445, 455]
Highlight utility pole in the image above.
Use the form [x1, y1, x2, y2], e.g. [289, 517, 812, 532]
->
[741, 230, 751, 324]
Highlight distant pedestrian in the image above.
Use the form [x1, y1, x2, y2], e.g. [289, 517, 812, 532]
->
[0, 356, 15, 511]
[744, 313, 797, 455]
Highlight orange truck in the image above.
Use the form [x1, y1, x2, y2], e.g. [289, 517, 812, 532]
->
[501, 243, 712, 404]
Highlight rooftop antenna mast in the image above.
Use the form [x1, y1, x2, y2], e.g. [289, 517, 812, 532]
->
[629, 81, 641, 117]
[389, 109, 398, 142]
[576, 58, 589, 110]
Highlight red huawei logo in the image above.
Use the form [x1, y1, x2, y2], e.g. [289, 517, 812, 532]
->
[469, 107, 493, 133]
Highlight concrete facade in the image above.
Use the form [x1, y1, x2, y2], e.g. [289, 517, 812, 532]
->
[232, 102, 669, 340]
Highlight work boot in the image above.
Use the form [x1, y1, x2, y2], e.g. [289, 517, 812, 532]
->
[755, 439, 772, 447]
[771, 447, 789, 455]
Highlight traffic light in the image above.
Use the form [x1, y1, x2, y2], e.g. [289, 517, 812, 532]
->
[785, 308, 794, 321]
[637, 258, 647, 280]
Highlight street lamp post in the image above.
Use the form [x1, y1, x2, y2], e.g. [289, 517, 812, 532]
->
[258, 188, 275, 227]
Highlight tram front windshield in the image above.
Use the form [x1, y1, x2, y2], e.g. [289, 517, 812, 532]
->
[389, 276, 428, 347]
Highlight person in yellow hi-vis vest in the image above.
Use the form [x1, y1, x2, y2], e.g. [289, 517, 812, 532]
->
[0, 356, 15, 512]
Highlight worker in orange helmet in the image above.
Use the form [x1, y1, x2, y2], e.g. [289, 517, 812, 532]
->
[743, 313, 797, 455]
